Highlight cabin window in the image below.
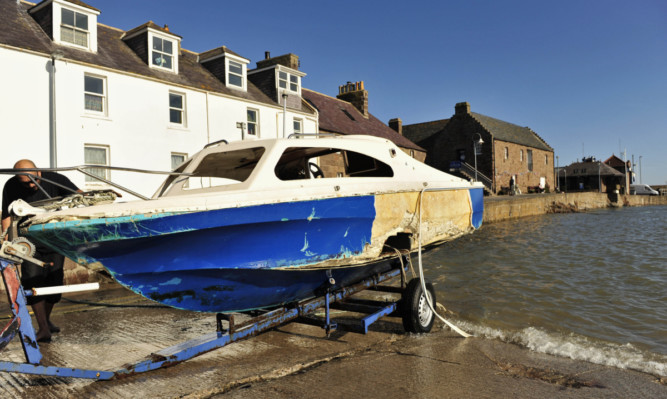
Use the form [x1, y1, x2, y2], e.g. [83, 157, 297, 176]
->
[247, 109, 258, 136]
[84, 145, 109, 182]
[61, 8, 89, 47]
[84, 74, 106, 114]
[275, 147, 393, 181]
[169, 92, 185, 125]
[158, 147, 266, 196]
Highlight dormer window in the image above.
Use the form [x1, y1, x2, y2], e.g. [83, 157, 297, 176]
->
[61, 8, 88, 47]
[123, 22, 181, 74]
[152, 36, 174, 69]
[228, 60, 244, 88]
[32, 0, 100, 52]
[279, 71, 300, 93]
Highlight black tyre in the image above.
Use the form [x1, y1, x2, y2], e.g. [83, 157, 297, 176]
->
[401, 278, 436, 333]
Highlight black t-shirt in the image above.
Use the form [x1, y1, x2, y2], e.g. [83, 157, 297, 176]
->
[1, 172, 79, 220]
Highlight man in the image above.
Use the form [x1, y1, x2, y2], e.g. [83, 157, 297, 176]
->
[1, 159, 80, 342]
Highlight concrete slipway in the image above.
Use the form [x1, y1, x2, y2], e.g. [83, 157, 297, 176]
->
[0, 283, 664, 398]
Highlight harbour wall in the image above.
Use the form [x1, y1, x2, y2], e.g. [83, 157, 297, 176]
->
[483, 192, 667, 224]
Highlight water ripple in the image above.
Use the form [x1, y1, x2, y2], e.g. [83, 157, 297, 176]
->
[421, 205, 667, 375]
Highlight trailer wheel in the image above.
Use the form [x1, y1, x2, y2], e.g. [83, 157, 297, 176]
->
[402, 279, 436, 333]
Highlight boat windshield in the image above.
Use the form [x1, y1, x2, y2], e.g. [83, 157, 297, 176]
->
[157, 147, 265, 196]
[275, 147, 393, 180]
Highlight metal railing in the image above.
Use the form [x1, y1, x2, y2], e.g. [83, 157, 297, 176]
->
[456, 162, 493, 192]
[0, 166, 191, 201]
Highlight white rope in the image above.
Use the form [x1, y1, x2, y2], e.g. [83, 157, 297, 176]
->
[417, 188, 472, 338]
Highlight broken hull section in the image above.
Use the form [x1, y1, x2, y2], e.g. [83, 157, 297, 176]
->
[115, 260, 398, 312]
[24, 189, 483, 312]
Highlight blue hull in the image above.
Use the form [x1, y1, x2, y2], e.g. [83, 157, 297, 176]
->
[27, 196, 380, 312]
[26, 190, 483, 313]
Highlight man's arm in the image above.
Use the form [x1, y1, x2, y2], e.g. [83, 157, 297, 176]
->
[2, 216, 10, 239]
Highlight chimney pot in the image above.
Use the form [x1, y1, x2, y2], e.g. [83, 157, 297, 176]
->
[265, 51, 270, 59]
[389, 118, 403, 135]
[337, 81, 369, 118]
[455, 101, 471, 115]
[163, 24, 169, 31]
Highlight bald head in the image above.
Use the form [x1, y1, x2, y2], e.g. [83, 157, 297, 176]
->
[14, 159, 37, 169]
[13, 159, 40, 191]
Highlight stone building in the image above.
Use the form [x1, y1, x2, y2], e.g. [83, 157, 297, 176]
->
[603, 155, 633, 194]
[398, 102, 554, 195]
[559, 157, 625, 193]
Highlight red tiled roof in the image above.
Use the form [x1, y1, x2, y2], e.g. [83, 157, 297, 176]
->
[302, 89, 423, 152]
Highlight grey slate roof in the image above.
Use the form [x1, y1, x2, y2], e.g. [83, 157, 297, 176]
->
[1, 0, 308, 111]
[302, 89, 424, 152]
[471, 112, 553, 152]
[564, 162, 624, 177]
[402, 119, 449, 145]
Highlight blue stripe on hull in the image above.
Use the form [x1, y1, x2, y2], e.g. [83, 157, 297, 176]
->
[470, 188, 484, 229]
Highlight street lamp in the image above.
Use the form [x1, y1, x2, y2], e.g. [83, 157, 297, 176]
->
[639, 156, 643, 184]
[472, 133, 484, 181]
[556, 156, 559, 191]
[598, 161, 601, 193]
[559, 167, 567, 193]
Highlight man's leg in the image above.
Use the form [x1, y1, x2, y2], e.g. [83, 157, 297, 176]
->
[31, 300, 51, 342]
[44, 301, 60, 332]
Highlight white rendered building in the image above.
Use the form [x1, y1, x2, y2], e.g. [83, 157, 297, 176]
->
[0, 0, 318, 199]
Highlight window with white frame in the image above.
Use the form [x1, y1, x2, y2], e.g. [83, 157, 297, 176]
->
[84, 145, 109, 182]
[152, 36, 174, 70]
[520, 149, 524, 162]
[61, 8, 89, 47]
[84, 74, 106, 114]
[247, 109, 258, 136]
[504, 146, 509, 160]
[227, 60, 244, 88]
[169, 92, 185, 125]
[293, 118, 303, 134]
[278, 71, 299, 92]
[171, 153, 187, 170]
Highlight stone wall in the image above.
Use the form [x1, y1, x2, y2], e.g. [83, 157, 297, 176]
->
[483, 192, 667, 224]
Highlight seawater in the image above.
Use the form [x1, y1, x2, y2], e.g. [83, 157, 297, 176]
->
[420, 205, 666, 376]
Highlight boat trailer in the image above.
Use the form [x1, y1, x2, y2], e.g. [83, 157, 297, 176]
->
[0, 251, 436, 380]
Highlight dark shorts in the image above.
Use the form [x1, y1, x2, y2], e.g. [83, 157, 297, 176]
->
[20, 249, 65, 305]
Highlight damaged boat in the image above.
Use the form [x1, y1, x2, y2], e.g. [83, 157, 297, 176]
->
[17, 134, 484, 313]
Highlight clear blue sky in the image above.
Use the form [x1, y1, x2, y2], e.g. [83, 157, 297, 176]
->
[87, 0, 667, 185]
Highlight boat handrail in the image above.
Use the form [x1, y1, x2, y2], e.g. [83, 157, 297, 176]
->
[203, 139, 229, 148]
[0, 166, 193, 201]
[287, 133, 340, 139]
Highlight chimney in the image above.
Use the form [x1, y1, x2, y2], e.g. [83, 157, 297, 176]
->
[163, 24, 169, 32]
[388, 118, 402, 135]
[455, 101, 471, 116]
[337, 81, 369, 118]
[256, 53, 300, 70]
